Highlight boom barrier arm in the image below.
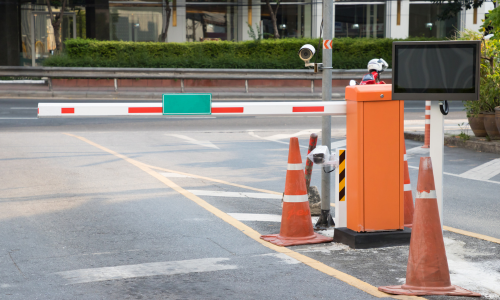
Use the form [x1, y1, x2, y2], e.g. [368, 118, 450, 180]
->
[38, 101, 347, 117]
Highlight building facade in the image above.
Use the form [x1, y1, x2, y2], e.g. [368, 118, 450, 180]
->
[0, 0, 494, 66]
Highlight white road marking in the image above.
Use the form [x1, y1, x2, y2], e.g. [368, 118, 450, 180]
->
[55, 258, 237, 284]
[187, 190, 282, 199]
[9, 107, 38, 110]
[406, 146, 430, 155]
[408, 165, 500, 185]
[166, 134, 220, 149]
[404, 126, 469, 131]
[331, 139, 346, 149]
[248, 131, 308, 148]
[459, 159, 500, 181]
[404, 119, 468, 125]
[159, 172, 191, 178]
[444, 237, 500, 298]
[264, 129, 320, 141]
[248, 129, 346, 148]
[228, 213, 321, 226]
[228, 213, 282, 222]
[255, 253, 301, 264]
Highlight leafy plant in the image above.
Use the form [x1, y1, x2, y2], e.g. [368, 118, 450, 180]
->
[481, 5, 500, 39]
[457, 122, 471, 141]
[456, 29, 500, 116]
[432, 0, 485, 21]
[247, 22, 263, 42]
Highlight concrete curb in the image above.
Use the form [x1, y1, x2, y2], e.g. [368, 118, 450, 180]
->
[404, 132, 500, 155]
[0, 90, 345, 101]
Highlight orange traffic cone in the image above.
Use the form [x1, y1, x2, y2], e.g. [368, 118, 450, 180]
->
[260, 137, 333, 247]
[379, 157, 480, 297]
[403, 144, 414, 228]
[422, 101, 431, 148]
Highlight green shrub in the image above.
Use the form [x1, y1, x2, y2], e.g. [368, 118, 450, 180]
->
[43, 37, 443, 69]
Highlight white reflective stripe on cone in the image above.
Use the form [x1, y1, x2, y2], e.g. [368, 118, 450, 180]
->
[425, 110, 431, 115]
[416, 190, 437, 198]
[404, 184, 412, 191]
[283, 194, 308, 203]
[425, 119, 431, 124]
[287, 163, 303, 171]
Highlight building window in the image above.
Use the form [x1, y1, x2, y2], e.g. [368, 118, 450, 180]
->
[409, 4, 458, 38]
[186, 4, 237, 41]
[261, 1, 310, 39]
[109, 5, 163, 42]
[335, 3, 386, 38]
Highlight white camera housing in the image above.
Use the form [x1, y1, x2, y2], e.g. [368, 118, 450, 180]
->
[298, 44, 316, 63]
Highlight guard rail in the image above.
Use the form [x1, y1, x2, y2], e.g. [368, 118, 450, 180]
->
[0, 66, 393, 93]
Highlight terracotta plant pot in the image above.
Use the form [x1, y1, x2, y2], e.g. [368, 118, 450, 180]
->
[468, 114, 487, 137]
[496, 107, 500, 134]
[484, 112, 500, 140]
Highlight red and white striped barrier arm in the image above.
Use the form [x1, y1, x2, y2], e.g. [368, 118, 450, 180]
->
[38, 101, 347, 117]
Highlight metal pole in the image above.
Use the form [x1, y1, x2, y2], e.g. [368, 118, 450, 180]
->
[316, 0, 334, 230]
[32, 13, 35, 67]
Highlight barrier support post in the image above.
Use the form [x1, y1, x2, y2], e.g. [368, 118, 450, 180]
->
[430, 101, 444, 228]
[334, 148, 347, 227]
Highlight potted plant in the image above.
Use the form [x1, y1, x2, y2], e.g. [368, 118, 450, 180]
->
[479, 9, 500, 139]
[480, 68, 500, 139]
[496, 106, 500, 132]
[463, 100, 487, 137]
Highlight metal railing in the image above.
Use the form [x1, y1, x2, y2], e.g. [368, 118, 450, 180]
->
[0, 66, 393, 93]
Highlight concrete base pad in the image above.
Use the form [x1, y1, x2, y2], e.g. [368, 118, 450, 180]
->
[333, 227, 411, 249]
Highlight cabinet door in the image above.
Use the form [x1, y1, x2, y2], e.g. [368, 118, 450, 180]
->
[363, 101, 402, 231]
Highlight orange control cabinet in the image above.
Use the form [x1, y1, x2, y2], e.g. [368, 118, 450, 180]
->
[345, 84, 404, 232]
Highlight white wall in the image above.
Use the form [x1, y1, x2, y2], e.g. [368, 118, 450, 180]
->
[238, 0, 258, 41]
[167, 0, 186, 42]
[249, 1, 261, 40]
[312, 0, 322, 38]
[386, 0, 409, 39]
[464, 4, 486, 33]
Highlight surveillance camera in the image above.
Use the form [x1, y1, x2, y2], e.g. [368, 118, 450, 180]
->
[485, 33, 494, 40]
[298, 44, 316, 62]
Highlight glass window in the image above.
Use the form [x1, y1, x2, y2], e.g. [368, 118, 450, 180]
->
[409, 4, 458, 38]
[186, 4, 237, 41]
[110, 6, 163, 42]
[20, 3, 77, 66]
[261, 1, 309, 39]
[335, 4, 386, 38]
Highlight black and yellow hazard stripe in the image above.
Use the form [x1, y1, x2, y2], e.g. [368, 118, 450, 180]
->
[339, 150, 345, 202]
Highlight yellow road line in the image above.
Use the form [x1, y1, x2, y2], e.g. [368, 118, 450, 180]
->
[444, 226, 500, 244]
[64, 133, 420, 300]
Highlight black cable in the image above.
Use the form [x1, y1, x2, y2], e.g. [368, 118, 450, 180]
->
[323, 166, 335, 173]
[313, 19, 323, 66]
[439, 100, 449, 115]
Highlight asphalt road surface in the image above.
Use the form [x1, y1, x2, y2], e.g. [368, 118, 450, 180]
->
[0, 98, 498, 299]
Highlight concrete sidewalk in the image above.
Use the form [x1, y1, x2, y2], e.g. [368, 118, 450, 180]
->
[0, 83, 346, 101]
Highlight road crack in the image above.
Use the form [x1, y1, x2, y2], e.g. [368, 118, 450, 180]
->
[8, 250, 26, 279]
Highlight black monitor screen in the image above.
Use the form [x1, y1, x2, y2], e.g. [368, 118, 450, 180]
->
[393, 41, 480, 100]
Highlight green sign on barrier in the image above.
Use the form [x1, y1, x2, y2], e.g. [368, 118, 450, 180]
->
[162, 93, 212, 115]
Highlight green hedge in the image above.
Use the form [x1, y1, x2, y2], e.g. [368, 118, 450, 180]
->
[43, 37, 441, 69]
